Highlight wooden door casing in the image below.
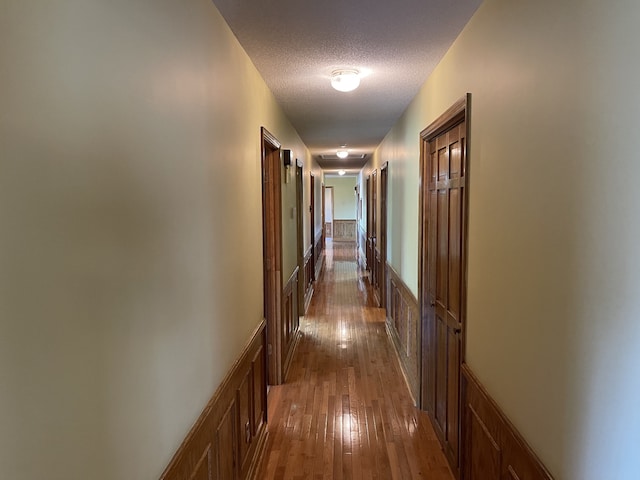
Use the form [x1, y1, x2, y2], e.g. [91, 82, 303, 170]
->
[419, 95, 469, 478]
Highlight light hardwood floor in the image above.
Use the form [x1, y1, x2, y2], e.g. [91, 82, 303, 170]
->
[256, 241, 454, 480]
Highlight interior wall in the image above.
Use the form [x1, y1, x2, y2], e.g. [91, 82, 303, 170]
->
[374, 0, 640, 478]
[0, 1, 314, 479]
[325, 176, 357, 219]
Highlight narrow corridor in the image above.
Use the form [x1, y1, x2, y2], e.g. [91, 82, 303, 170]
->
[257, 241, 454, 479]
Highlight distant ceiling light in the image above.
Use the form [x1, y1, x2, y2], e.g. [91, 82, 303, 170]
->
[331, 70, 360, 92]
[336, 150, 349, 159]
[338, 170, 346, 176]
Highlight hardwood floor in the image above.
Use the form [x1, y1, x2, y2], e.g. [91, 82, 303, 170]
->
[256, 241, 454, 480]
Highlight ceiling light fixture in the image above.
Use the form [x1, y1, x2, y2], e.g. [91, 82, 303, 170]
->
[330, 70, 360, 92]
[336, 150, 349, 159]
[338, 170, 346, 176]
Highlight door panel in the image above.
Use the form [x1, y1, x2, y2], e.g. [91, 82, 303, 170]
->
[422, 115, 467, 475]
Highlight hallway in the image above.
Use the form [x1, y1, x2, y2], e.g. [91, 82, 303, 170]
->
[257, 241, 453, 479]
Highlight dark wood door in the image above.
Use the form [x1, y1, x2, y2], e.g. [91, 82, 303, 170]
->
[380, 163, 388, 310]
[261, 128, 283, 385]
[371, 170, 378, 299]
[310, 173, 316, 281]
[296, 162, 305, 314]
[366, 176, 373, 273]
[420, 103, 468, 477]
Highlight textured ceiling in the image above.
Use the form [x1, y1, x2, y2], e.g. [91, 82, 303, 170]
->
[212, 0, 482, 172]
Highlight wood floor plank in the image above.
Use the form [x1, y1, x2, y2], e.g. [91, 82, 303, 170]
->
[256, 241, 454, 479]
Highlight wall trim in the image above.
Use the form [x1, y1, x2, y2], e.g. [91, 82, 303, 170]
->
[159, 320, 268, 480]
[462, 364, 554, 480]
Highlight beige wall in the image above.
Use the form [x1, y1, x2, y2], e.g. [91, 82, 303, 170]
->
[325, 176, 357, 220]
[370, 0, 640, 478]
[0, 1, 314, 479]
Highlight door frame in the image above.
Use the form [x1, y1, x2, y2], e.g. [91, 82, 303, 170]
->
[261, 127, 284, 385]
[418, 94, 471, 474]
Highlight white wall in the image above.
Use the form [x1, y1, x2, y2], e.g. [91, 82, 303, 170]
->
[371, 0, 640, 478]
[0, 1, 313, 479]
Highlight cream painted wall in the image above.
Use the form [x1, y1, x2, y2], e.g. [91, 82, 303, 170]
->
[325, 176, 357, 220]
[0, 1, 314, 479]
[373, 0, 640, 478]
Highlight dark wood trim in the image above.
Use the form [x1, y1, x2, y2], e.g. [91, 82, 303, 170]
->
[462, 364, 554, 480]
[385, 262, 420, 405]
[420, 95, 468, 140]
[160, 321, 268, 480]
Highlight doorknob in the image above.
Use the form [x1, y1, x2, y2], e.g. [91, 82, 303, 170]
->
[453, 327, 462, 334]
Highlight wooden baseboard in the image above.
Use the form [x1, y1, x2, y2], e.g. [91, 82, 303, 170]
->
[462, 364, 554, 480]
[159, 321, 268, 480]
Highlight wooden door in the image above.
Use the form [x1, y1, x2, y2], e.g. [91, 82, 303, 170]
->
[296, 161, 305, 315]
[366, 176, 372, 273]
[380, 163, 388, 309]
[310, 173, 316, 281]
[371, 170, 379, 302]
[261, 127, 283, 385]
[419, 96, 469, 477]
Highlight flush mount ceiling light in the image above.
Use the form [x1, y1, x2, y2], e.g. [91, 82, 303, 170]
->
[330, 69, 360, 92]
[338, 170, 346, 176]
[336, 149, 349, 159]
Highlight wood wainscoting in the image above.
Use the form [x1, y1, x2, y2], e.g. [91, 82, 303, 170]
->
[303, 246, 314, 314]
[314, 231, 324, 281]
[386, 264, 420, 404]
[282, 267, 301, 382]
[462, 364, 554, 480]
[358, 225, 367, 271]
[160, 321, 268, 480]
[332, 219, 357, 241]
